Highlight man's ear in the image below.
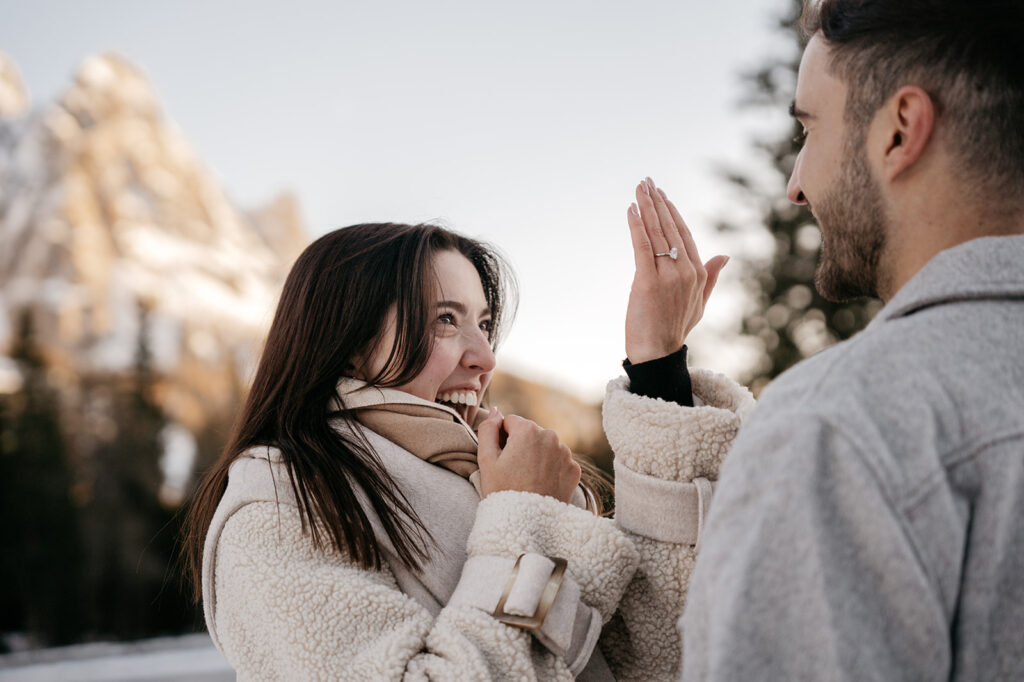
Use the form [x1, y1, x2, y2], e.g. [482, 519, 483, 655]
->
[877, 85, 935, 180]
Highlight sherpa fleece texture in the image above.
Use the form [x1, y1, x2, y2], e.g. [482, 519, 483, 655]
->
[204, 370, 752, 681]
[215, 499, 584, 681]
[600, 369, 755, 680]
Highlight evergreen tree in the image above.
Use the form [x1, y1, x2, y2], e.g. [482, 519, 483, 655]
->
[81, 302, 196, 638]
[0, 310, 84, 647]
[724, 0, 881, 395]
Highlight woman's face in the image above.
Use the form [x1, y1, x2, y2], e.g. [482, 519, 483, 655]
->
[366, 249, 497, 423]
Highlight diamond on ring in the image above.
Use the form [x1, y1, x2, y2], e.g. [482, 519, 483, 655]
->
[654, 247, 679, 260]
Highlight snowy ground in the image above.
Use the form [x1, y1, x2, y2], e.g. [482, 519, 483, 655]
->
[0, 633, 233, 681]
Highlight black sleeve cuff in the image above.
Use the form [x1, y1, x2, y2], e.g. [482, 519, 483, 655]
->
[623, 346, 694, 407]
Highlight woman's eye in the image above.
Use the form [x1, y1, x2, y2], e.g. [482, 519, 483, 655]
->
[479, 319, 494, 335]
[793, 129, 808, 145]
[437, 313, 456, 326]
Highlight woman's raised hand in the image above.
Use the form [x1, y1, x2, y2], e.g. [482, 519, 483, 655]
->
[477, 408, 581, 504]
[625, 178, 729, 364]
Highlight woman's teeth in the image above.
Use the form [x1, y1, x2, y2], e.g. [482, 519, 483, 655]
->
[436, 391, 477, 407]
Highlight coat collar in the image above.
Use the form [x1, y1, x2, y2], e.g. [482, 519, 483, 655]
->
[872, 235, 1024, 325]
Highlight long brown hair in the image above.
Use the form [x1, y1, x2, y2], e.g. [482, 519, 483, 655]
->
[183, 223, 516, 599]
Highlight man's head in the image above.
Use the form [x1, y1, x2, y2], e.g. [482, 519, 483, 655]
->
[788, 0, 1024, 302]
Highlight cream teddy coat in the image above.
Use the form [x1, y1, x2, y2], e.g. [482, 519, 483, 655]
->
[202, 369, 753, 680]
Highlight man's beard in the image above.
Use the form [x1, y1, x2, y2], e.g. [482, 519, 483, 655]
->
[811, 137, 888, 302]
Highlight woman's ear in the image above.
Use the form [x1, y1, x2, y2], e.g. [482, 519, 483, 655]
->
[346, 347, 369, 380]
[348, 356, 373, 381]
[878, 85, 936, 181]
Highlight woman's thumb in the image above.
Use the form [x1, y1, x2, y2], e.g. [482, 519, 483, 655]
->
[702, 255, 729, 306]
[476, 407, 502, 463]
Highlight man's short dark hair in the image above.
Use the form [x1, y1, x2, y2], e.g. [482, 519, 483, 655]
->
[802, 0, 1024, 199]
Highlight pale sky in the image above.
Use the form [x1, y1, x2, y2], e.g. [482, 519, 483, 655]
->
[2, 0, 796, 399]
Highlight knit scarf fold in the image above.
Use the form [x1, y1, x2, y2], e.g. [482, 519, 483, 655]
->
[331, 377, 486, 479]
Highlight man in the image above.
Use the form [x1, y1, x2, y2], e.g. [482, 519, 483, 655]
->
[672, 0, 1024, 679]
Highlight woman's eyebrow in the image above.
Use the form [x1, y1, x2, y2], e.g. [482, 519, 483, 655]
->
[437, 300, 491, 316]
[436, 300, 466, 314]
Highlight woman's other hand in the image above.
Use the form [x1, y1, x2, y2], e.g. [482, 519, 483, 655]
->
[625, 177, 729, 364]
[477, 409, 581, 503]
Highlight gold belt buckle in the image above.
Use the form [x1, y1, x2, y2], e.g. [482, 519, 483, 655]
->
[492, 554, 569, 631]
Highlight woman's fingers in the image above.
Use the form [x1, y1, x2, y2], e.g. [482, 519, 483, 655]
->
[635, 181, 670, 255]
[479, 413, 580, 503]
[476, 407, 503, 465]
[501, 413, 533, 437]
[659, 187, 703, 271]
[627, 203, 656, 275]
[655, 184, 729, 304]
[647, 178, 683, 251]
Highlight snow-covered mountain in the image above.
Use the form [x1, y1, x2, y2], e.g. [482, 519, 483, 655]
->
[0, 51, 308, 501]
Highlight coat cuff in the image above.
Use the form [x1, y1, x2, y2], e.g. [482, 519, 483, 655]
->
[614, 459, 714, 546]
[467, 490, 639, 623]
[602, 369, 755, 482]
[447, 554, 603, 675]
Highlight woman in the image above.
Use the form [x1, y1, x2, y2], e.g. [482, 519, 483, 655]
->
[184, 180, 750, 680]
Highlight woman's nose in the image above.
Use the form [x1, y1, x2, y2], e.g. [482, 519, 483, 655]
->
[464, 330, 496, 372]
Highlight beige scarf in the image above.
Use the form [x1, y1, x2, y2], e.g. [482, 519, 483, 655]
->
[331, 377, 486, 479]
[331, 378, 593, 511]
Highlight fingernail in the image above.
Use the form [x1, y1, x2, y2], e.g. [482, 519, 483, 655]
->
[723, 255, 731, 266]
[638, 181, 649, 195]
[658, 188, 668, 200]
[645, 177, 656, 192]
[629, 203, 639, 217]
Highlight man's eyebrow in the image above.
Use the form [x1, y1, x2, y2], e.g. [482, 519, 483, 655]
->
[789, 101, 812, 119]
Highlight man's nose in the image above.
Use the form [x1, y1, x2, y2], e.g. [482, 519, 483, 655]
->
[787, 154, 807, 205]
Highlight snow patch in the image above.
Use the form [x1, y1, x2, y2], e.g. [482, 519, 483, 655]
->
[158, 422, 197, 507]
[0, 633, 233, 681]
[0, 356, 22, 394]
[78, 55, 117, 90]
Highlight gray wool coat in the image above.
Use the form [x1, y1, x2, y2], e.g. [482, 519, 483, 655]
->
[681, 235, 1024, 681]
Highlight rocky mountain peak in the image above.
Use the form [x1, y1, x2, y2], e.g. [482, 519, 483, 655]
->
[0, 52, 29, 119]
[62, 53, 160, 128]
[0, 52, 309, 461]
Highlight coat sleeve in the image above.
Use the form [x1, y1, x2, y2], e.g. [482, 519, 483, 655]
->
[680, 410, 950, 681]
[599, 370, 755, 682]
[211, 491, 640, 681]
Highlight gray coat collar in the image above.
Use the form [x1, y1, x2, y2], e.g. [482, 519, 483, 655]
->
[873, 235, 1024, 324]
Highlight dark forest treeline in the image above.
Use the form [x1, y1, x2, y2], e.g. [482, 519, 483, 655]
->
[0, 310, 204, 649]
